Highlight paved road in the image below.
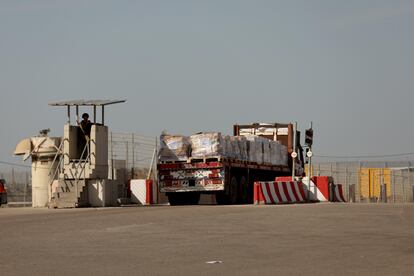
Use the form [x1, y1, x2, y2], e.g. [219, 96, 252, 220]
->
[1, 204, 413, 275]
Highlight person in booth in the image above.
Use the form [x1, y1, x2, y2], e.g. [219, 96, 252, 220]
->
[79, 113, 92, 139]
[78, 113, 93, 158]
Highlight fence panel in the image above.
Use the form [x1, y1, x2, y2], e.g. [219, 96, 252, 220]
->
[311, 162, 414, 203]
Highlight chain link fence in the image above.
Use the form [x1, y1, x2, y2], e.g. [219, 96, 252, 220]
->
[311, 161, 414, 203]
[109, 132, 157, 179]
[0, 169, 32, 206]
[3, 146, 414, 206]
[1, 132, 158, 207]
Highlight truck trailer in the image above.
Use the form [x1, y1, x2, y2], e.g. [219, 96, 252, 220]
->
[157, 123, 305, 205]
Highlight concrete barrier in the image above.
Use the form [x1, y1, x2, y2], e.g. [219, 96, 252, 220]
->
[254, 181, 306, 205]
[130, 179, 154, 205]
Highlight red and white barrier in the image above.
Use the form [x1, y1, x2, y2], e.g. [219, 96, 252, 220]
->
[333, 184, 346, 202]
[130, 179, 155, 205]
[311, 176, 330, 202]
[254, 181, 307, 205]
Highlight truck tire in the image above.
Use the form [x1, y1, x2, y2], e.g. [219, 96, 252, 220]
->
[167, 192, 200, 206]
[187, 192, 200, 205]
[215, 176, 238, 205]
[238, 176, 248, 204]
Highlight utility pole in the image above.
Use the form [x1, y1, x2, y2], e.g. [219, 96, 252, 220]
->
[291, 122, 297, 180]
[110, 132, 114, 180]
[305, 122, 313, 202]
[307, 122, 313, 179]
[132, 133, 135, 179]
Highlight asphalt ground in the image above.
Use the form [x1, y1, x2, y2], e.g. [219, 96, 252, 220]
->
[0, 203, 413, 276]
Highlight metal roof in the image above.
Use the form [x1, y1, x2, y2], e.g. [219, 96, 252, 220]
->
[49, 99, 126, 107]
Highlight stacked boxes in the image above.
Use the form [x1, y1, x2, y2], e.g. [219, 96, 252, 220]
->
[269, 141, 281, 165]
[262, 138, 270, 164]
[159, 132, 288, 166]
[229, 136, 242, 160]
[190, 132, 225, 158]
[236, 136, 248, 161]
[159, 135, 190, 161]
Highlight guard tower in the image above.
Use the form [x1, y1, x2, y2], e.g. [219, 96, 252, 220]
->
[48, 99, 125, 208]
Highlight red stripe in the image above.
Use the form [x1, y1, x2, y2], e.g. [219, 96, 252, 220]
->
[274, 182, 283, 203]
[205, 179, 223, 185]
[294, 182, 304, 202]
[334, 186, 339, 202]
[290, 181, 301, 202]
[259, 183, 265, 203]
[145, 180, 153, 205]
[297, 181, 307, 201]
[337, 184, 346, 202]
[282, 182, 292, 202]
[265, 182, 276, 204]
[254, 182, 260, 204]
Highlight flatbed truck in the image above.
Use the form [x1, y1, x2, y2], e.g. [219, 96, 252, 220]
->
[157, 123, 305, 205]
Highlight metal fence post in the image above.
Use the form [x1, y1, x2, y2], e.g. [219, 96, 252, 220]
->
[403, 169, 406, 203]
[110, 132, 114, 180]
[357, 161, 361, 203]
[380, 168, 384, 203]
[345, 163, 349, 202]
[392, 171, 396, 203]
[25, 172, 29, 205]
[126, 141, 129, 179]
[132, 133, 135, 179]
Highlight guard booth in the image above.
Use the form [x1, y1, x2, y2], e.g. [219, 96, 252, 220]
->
[48, 99, 125, 208]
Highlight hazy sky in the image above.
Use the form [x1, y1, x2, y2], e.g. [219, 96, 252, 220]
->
[1, 0, 414, 167]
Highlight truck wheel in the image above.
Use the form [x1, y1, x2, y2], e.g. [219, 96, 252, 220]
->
[167, 193, 181, 205]
[187, 192, 200, 205]
[167, 192, 200, 206]
[229, 176, 238, 204]
[238, 176, 248, 204]
[215, 192, 227, 205]
[215, 176, 238, 205]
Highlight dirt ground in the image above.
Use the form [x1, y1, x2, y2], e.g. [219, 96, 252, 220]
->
[0, 203, 413, 276]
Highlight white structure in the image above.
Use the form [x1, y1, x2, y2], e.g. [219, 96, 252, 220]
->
[15, 134, 61, 207]
[15, 99, 126, 208]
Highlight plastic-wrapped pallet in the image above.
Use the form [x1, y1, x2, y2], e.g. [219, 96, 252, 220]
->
[280, 144, 288, 165]
[262, 138, 270, 164]
[190, 132, 225, 158]
[159, 135, 190, 161]
[256, 138, 264, 164]
[269, 141, 277, 165]
[276, 141, 283, 165]
[244, 135, 264, 164]
[230, 136, 241, 160]
[236, 136, 248, 161]
[223, 136, 233, 158]
[270, 141, 284, 165]
[244, 135, 255, 162]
